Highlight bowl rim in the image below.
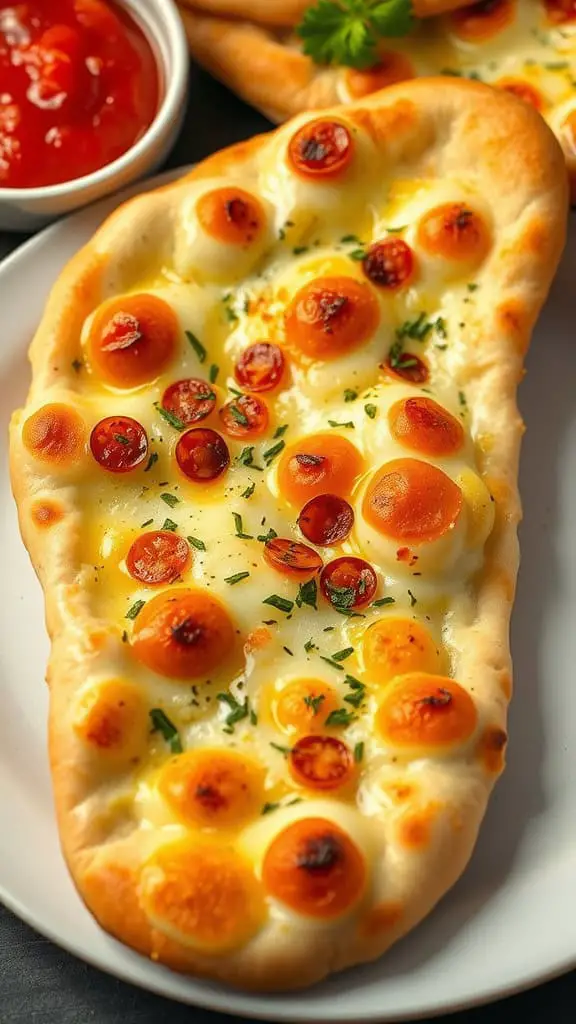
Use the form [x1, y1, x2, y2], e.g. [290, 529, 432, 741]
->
[0, 0, 189, 202]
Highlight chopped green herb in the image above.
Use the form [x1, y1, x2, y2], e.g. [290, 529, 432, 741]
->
[230, 403, 249, 427]
[261, 801, 280, 815]
[144, 452, 159, 473]
[263, 440, 285, 465]
[293, 246, 309, 255]
[237, 446, 258, 468]
[160, 493, 179, 508]
[386, 224, 408, 234]
[397, 312, 434, 342]
[71, 358, 83, 373]
[217, 691, 249, 729]
[222, 295, 239, 323]
[304, 638, 318, 653]
[344, 388, 358, 402]
[257, 527, 278, 543]
[364, 403, 377, 419]
[344, 686, 366, 708]
[113, 433, 130, 445]
[332, 647, 354, 662]
[263, 594, 294, 613]
[328, 420, 354, 429]
[303, 693, 326, 715]
[283, 646, 294, 656]
[162, 518, 178, 532]
[209, 363, 219, 383]
[296, 578, 318, 610]
[344, 674, 364, 689]
[323, 579, 356, 611]
[250, 708, 258, 726]
[241, 482, 256, 499]
[459, 390, 467, 408]
[121, 630, 128, 643]
[154, 403, 186, 431]
[185, 330, 206, 363]
[372, 596, 395, 607]
[324, 707, 356, 728]
[126, 600, 145, 620]
[232, 512, 253, 539]
[354, 741, 364, 763]
[340, 233, 363, 244]
[140, 518, 154, 528]
[348, 248, 367, 261]
[435, 317, 447, 339]
[467, 282, 478, 292]
[408, 589, 417, 607]
[270, 742, 292, 756]
[228, 385, 243, 398]
[274, 424, 289, 439]
[149, 709, 182, 753]
[224, 571, 250, 585]
[319, 655, 345, 672]
[187, 536, 206, 552]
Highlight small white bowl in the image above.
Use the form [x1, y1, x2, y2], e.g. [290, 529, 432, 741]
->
[0, 0, 189, 232]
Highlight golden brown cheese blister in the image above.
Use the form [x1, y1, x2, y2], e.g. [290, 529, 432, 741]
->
[10, 79, 567, 991]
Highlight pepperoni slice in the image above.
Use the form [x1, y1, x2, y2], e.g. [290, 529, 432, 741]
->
[417, 203, 490, 264]
[264, 538, 323, 578]
[219, 394, 269, 438]
[176, 428, 230, 483]
[234, 343, 285, 393]
[262, 818, 366, 919]
[162, 379, 217, 426]
[126, 531, 191, 585]
[449, 0, 516, 40]
[298, 494, 354, 546]
[87, 294, 178, 388]
[196, 186, 265, 246]
[346, 52, 414, 99]
[381, 351, 429, 385]
[288, 119, 353, 179]
[543, 0, 574, 24]
[90, 416, 148, 473]
[495, 79, 543, 111]
[289, 735, 354, 791]
[363, 458, 463, 544]
[362, 239, 415, 290]
[320, 556, 378, 610]
[388, 397, 464, 457]
[285, 276, 380, 360]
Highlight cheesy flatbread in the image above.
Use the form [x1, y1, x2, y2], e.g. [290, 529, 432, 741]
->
[179, 0, 576, 195]
[10, 80, 567, 991]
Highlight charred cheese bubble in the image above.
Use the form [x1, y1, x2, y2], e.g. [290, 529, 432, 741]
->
[345, 52, 415, 100]
[377, 673, 478, 754]
[448, 0, 517, 42]
[388, 397, 465, 458]
[358, 458, 465, 575]
[85, 294, 178, 388]
[158, 749, 265, 829]
[140, 839, 265, 951]
[131, 588, 235, 680]
[414, 202, 491, 279]
[266, 678, 340, 735]
[362, 618, 443, 684]
[284, 275, 380, 361]
[174, 182, 273, 283]
[73, 679, 148, 761]
[22, 403, 86, 466]
[276, 432, 364, 506]
[262, 817, 366, 919]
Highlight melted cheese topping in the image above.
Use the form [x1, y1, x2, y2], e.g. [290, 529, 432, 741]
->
[21, 113, 508, 949]
[338, 0, 576, 174]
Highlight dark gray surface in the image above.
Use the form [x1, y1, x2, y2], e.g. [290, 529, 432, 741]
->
[0, 61, 573, 1023]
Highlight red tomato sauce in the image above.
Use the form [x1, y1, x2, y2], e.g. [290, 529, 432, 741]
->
[0, 0, 159, 189]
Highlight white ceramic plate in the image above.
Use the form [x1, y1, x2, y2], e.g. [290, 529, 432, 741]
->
[0, 175, 575, 1022]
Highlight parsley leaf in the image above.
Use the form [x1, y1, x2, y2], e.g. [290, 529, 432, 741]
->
[217, 691, 249, 730]
[154, 403, 186, 431]
[303, 693, 326, 715]
[160, 492, 179, 508]
[126, 600, 145, 620]
[187, 535, 206, 551]
[263, 594, 294, 614]
[296, 578, 318, 610]
[325, 707, 356, 727]
[161, 518, 178, 532]
[149, 709, 183, 753]
[144, 452, 159, 472]
[297, 0, 413, 70]
[185, 330, 206, 363]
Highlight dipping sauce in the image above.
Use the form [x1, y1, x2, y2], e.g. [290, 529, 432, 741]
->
[0, 0, 159, 189]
